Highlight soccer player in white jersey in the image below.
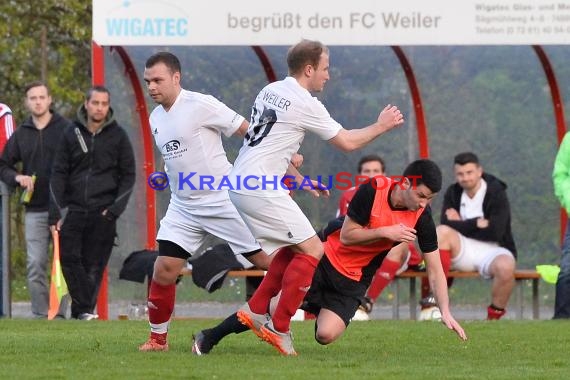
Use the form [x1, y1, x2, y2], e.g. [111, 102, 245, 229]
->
[232, 39, 404, 355]
[138, 52, 273, 352]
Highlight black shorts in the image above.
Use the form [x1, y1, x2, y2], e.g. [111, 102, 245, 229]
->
[157, 239, 191, 259]
[157, 240, 261, 260]
[301, 255, 370, 326]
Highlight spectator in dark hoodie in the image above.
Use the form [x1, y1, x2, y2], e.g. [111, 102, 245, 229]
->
[0, 82, 71, 318]
[436, 152, 516, 320]
[49, 85, 135, 320]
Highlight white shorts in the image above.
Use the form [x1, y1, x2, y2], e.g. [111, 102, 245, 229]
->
[229, 191, 316, 255]
[451, 234, 514, 279]
[156, 195, 260, 257]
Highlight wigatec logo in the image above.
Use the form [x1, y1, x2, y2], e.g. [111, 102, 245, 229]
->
[105, 0, 189, 38]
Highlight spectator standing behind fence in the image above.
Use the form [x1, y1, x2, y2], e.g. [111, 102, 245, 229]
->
[553, 132, 570, 319]
[48, 86, 135, 320]
[436, 152, 516, 320]
[0, 83, 71, 319]
[0, 101, 15, 317]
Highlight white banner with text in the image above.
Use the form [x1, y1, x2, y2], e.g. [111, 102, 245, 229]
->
[93, 0, 570, 46]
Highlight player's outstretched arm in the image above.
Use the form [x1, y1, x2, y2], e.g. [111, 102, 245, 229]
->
[424, 249, 468, 341]
[328, 104, 404, 152]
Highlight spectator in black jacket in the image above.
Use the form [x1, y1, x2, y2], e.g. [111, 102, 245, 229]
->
[436, 152, 516, 320]
[0, 82, 71, 318]
[49, 86, 135, 320]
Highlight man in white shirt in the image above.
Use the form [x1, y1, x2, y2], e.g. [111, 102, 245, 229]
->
[233, 39, 404, 355]
[436, 152, 516, 320]
[138, 52, 272, 352]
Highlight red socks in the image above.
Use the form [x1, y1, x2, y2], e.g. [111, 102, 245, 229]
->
[147, 280, 176, 341]
[487, 304, 506, 320]
[366, 258, 401, 302]
[439, 249, 451, 276]
[247, 248, 295, 314]
[272, 254, 319, 332]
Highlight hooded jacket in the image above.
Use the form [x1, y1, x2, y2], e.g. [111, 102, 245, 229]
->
[440, 172, 517, 258]
[553, 132, 570, 214]
[0, 111, 70, 212]
[48, 104, 135, 224]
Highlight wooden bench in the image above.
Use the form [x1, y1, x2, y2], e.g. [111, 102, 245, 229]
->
[392, 269, 541, 320]
[181, 267, 542, 320]
[180, 268, 266, 278]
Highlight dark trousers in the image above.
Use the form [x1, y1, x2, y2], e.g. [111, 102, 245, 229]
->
[59, 210, 116, 318]
[555, 222, 570, 318]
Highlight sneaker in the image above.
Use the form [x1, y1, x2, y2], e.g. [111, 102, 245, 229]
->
[420, 294, 437, 309]
[236, 303, 269, 340]
[418, 306, 442, 321]
[361, 296, 374, 313]
[192, 331, 214, 355]
[139, 338, 169, 352]
[352, 307, 370, 321]
[77, 313, 99, 321]
[260, 321, 297, 356]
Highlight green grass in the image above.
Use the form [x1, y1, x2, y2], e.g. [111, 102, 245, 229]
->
[0, 319, 568, 379]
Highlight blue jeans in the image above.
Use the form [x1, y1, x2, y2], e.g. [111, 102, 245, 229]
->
[25, 211, 50, 317]
[554, 222, 570, 318]
[25, 211, 68, 318]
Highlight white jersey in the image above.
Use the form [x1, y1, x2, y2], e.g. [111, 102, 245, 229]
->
[150, 89, 245, 206]
[230, 76, 342, 197]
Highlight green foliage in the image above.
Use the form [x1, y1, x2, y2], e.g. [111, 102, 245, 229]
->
[0, 1, 92, 294]
[0, 319, 568, 379]
[0, 0, 92, 122]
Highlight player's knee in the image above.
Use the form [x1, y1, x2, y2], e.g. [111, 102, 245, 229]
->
[315, 330, 335, 345]
[294, 235, 324, 260]
[314, 324, 339, 345]
[389, 243, 409, 264]
[491, 255, 515, 279]
[247, 251, 271, 270]
[436, 224, 454, 241]
[153, 259, 182, 284]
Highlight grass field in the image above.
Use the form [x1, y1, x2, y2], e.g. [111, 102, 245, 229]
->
[0, 319, 567, 379]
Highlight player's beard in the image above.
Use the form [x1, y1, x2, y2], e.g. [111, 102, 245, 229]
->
[89, 115, 106, 124]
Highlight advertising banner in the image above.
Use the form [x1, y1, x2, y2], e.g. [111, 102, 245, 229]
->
[93, 0, 570, 46]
